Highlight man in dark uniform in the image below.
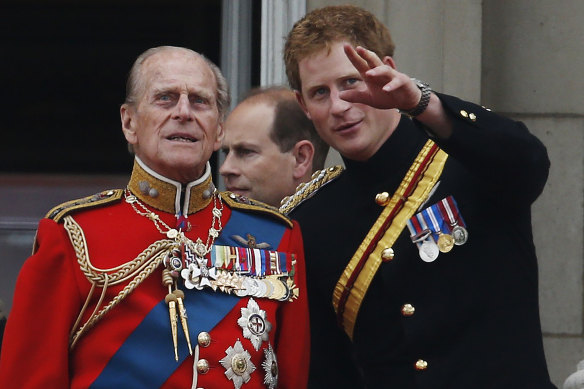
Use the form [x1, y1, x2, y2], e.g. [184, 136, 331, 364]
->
[0, 46, 309, 388]
[282, 5, 555, 388]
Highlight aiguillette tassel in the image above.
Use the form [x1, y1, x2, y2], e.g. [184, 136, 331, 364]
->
[173, 289, 193, 355]
[163, 269, 179, 361]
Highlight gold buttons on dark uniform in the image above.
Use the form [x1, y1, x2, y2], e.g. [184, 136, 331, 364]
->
[375, 192, 390, 206]
[381, 248, 394, 261]
[196, 359, 210, 374]
[460, 109, 477, 121]
[198, 332, 211, 347]
[401, 303, 415, 317]
[415, 359, 428, 371]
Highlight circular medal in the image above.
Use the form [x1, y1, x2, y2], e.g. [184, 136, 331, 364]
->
[437, 233, 454, 253]
[253, 279, 268, 298]
[268, 279, 286, 300]
[235, 278, 252, 297]
[419, 240, 439, 262]
[452, 225, 469, 245]
[263, 278, 275, 298]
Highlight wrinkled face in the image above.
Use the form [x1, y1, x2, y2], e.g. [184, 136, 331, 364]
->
[121, 49, 223, 183]
[296, 41, 394, 161]
[220, 102, 297, 207]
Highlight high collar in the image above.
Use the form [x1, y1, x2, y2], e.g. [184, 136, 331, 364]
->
[343, 116, 428, 184]
[127, 157, 215, 215]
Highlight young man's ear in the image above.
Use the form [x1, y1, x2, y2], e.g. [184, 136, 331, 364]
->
[292, 140, 315, 180]
[382, 56, 397, 70]
[120, 104, 138, 145]
[295, 90, 311, 120]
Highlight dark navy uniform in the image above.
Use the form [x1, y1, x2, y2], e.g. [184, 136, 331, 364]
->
[290, 94, 555, 388]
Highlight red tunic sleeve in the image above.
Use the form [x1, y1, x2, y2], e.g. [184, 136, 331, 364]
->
[0, 218, 84, 388]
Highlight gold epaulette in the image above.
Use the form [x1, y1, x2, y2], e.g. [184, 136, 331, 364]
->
[46, 189, 124, 223]
[221, 191, 293, 228]
[279, 165, 344, 215]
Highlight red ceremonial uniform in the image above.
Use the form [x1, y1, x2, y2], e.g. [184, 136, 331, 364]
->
[0, 158, 309, 389]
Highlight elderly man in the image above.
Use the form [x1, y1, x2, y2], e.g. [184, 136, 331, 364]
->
[282, 5, 555, 389]
[220, 86, 329, 208]
[0, 46, 309, 388]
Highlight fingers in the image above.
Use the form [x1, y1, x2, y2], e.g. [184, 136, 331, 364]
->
[339, 89, 372, 105]
[354, 45, 383, 68]
[343, 43, 370, 73]
[382, 77, 402, 92]
[343, 43, 385, 72]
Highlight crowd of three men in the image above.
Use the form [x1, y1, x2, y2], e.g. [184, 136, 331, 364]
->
[0, 4, 555, 389]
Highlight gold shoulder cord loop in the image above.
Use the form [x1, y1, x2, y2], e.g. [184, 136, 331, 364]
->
[279, 165, 344, 214]
[64, 215, 175, 348]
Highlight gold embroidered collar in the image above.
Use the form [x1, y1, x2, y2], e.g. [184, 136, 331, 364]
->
[127, 157, 215, 215]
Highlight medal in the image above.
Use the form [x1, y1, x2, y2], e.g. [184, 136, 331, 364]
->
[238, 298, 272, 351]
[416, 213, 440, 262]
[425, 205, 454, 253]
[437, 233, 455, 252]
[262, 344, 279, 389]
[452, 225, 468, 245]
[438, 196, 469, 245]
[407, 215, 439, 262]
[220, 340, 256, 389]
[419, 239, 439, 262]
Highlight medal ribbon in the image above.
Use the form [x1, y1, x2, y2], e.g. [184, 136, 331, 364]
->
[406, 215, 429, 250]
[206, 245, 290, 276]
[441, 196, 466, 228]
[332, 140, 448, 340]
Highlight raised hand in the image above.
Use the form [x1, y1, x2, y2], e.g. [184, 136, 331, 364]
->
[339, 43, 421, 111]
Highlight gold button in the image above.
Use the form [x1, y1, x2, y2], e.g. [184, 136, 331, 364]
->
[196, 359, 209, 374]
[375, 192, 390, 206]
[401, 303, 415, 316]
[381, 248, 394, 261]
[460, 110, 468, 118]
[469, 112, 477, 121]
[198, 332, 211, 347]
[415, 359, 428, 370]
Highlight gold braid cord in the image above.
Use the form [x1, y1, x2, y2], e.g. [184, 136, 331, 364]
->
[64, 216, 175, 348]
[279, 165, 344, 214]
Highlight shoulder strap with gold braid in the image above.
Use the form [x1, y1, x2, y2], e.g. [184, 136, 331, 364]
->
[332, 140, 448, 340]
[279, 165, 344, 214]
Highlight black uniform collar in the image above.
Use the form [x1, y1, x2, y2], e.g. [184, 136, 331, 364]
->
[127, 157, 215, 215]
[342, 116, 427, 184]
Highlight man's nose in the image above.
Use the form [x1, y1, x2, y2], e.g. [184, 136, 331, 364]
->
[172, 94, 194, 121]
[219, 151, 238, 176]
[330, 89, 351, 115]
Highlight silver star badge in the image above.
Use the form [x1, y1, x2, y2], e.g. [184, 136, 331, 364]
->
[220, 339, 256, 389]
[262, 343, 279, 389]
[237, 298, 272, 351]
